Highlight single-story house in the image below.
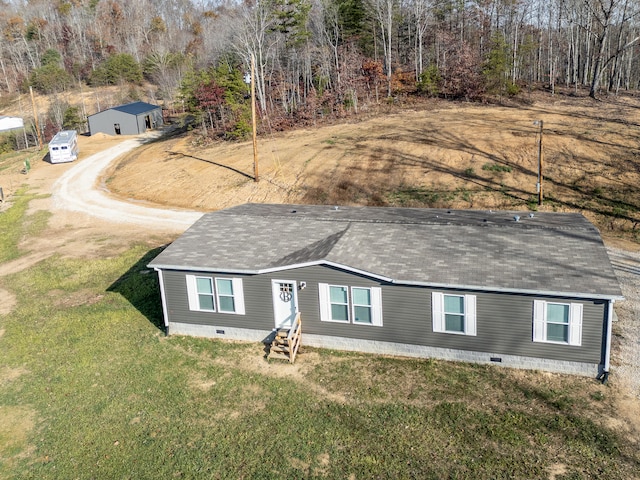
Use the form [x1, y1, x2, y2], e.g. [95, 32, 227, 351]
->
[88, 101, 162, 136]
[148, 204, 624, 378]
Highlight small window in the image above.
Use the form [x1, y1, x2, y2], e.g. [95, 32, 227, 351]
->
[52, 147, 59, 151]
[319, 283, 383, 326]
[444, 295, 465, 332]
[216, 278, 236, 313]
[186, 275, 245, 314]
[546, 303, 569, 342]
[195, 277, 215, 311]
[352, 287, 372, 324]
[432, 292, 477, 336]
[533, 300, 582, 345]
[61, 146, 68, 150]
[329, 285, 350, 322]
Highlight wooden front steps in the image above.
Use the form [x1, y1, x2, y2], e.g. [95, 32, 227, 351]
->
[268, 313, 302, 363]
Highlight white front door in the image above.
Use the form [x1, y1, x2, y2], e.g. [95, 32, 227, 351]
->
[272, 280, 298, 329]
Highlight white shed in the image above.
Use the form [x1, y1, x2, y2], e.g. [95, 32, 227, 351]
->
[48, 130, 79, 164]
[0, 116, 24, 132]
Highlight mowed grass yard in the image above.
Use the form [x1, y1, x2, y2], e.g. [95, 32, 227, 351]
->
[1, 192, 639, 479]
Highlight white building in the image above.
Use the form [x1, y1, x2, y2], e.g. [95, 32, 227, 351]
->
[0, 116, 24, 132]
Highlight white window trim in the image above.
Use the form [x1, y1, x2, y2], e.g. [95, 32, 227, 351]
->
[432, 292, 477, 336]
[215, 277, 246, 315]
[318, 283, 383, 326]
[533, 300, 582, 346]
[351, 287, 372, 324]
[186, 275, 215, 312]
[319, 284, 350, 323]
[186, 275, 245, 315]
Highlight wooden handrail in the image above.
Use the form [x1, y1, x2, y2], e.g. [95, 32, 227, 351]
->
[286, 312, 302, 363]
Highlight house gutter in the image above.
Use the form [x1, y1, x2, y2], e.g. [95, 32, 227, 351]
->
[598, 299, 616, 384]
[154, 268, 170, 330]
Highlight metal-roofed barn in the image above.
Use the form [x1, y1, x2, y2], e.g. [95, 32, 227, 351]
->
[148, 204, 623, 378]
[88, 101, 163, 136]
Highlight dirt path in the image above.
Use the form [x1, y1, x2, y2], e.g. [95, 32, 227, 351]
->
[52, 133, 202, 230]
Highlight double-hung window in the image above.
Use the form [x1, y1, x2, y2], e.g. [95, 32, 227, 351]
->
[186, 275, 245, 314]
[432, 292, 477, 336]
[215, 278, 237, 313]
[194, 276, 215, 311]
[318, 283, 383, 326]
[328, 285, 350, 322]
[533, 300, 582, 346]
[352, 287, 373, 324]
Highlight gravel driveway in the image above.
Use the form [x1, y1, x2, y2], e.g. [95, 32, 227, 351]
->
[52, 133, 202, 231]
[608, 247, 640, 398]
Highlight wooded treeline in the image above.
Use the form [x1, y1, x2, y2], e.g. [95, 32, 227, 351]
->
[2, 0, 640, 139]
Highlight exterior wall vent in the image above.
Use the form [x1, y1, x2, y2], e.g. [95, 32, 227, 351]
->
[490, 357, 502, 362]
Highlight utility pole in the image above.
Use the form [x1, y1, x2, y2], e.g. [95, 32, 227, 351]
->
[535, 120, 544, 206]
[30, 86, 43, 149]
[250, 54, 259, 182]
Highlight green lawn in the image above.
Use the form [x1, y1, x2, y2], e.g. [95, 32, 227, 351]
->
[0, 196, 638, 479]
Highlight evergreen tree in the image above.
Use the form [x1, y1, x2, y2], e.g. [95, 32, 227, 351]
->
[482, 32, 518, 97]
[90, 54, 143, 86]
[62, 106, 83, 131]
[30, 64, 74, 93]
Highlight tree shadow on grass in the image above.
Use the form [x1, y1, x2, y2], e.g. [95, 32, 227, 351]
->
[167, 151, 255, 180]
[107, 245, 168, 333]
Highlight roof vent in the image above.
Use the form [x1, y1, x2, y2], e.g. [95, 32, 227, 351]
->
[529, 213, 535, 218]
[333, 206, 339, 211]
[514, 215, 521, 222]
[291, 210, 297, 213]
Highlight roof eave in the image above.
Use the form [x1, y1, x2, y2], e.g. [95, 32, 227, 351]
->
[392, 279, 624, 301]
[149, 260, 394, 282]
[149, 261, 624, 301]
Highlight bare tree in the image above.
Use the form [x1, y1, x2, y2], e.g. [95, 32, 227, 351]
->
[368, 0, 397, 97]
[583, 0, 640, 97]
[233, 1, 277, 113]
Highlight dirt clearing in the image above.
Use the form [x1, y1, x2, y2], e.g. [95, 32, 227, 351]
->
[105, 94, 640, 240]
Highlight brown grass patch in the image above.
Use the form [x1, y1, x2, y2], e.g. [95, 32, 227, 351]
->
[0, 366, 28, 385]
[47, 289, 104, 308]
[548, 463, 567, 479]
[0, 406, 37, 465]
[0, 288, 16, 315]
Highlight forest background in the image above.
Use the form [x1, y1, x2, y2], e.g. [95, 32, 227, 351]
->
[1, 0, 639, 146]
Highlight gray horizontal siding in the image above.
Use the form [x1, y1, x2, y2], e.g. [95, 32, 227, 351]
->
[159, 264, 605, 365]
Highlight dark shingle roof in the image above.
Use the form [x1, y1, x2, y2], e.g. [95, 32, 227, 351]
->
[148, 204, 623, 299]
[90, 101, 160, 117]
[112, 101, 160, 115]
